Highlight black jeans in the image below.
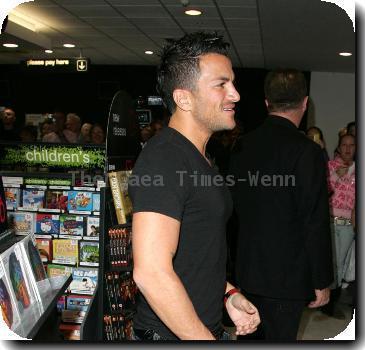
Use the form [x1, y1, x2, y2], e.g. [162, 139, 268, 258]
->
[132, 328, 231, 341]
[237, 293, 306, 341]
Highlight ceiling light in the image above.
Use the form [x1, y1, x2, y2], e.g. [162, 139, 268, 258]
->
[45, 49, 53, 54]
[339, 52, 352, 56]
[63, 43, 75, 48]
[145, 50, 154, 55]
[3, 43, 18, 48]
[185, 9, 202, 16]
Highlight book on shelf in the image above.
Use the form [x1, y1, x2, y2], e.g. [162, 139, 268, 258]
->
[85, 216, 100, 241]
[68, 267, 98, 295]
[92, 193, 100, 212]
[66, 294, 92, 311]
[22, 189, 45, 209]
[0, 262, 21, 332]
[108, 171, 132, 224]
[0, 243, 37, 320]
[18, 234, 51, 303]
[67, 191, 93, 212]
[4, 187, 20, 210]
[36, 213, 60, 235]
[79, 241, 99, 267]
[52, 239, 79, 265]
[45, 190, 68, 211]
[59, 323, 81, 340]
[61, 309, 86, 324]
[35, 237, 52, 262]
[7, 211, 35, 236]
[59, 214, 84, 239]
[57, 295, 66, 313]
[47, 264, 73, 279]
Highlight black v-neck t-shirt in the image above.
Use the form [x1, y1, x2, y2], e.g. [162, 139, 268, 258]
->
[129, 127, 233, 339]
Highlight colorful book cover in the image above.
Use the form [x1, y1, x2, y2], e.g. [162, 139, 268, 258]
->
[52, 239, 78, 265]
[18, 234, 51, 303]
[4, 187, 20, 210]
[67, 191, 93, 212]
[59, 215, 84, 237]
[35, 237, 52, 262]
[7, 211, 35, 235]
[69, 267, 98, 295]
[47, 264, 72, 279]
[57, 295, 66, 313]
[0, 244, 37, 319]
[79, 241, 99, 266]
[36, 213, 60, 235]
[22, 189, 45, 209]
[66, 294, 92, 312]
[85, 217, 99, 240]
[0, 262, 21, 332]
[45, 190, 68, 211]
[92, 193, 100, 212]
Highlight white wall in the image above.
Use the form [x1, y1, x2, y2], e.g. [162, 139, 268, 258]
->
[307, 72, 355, 159]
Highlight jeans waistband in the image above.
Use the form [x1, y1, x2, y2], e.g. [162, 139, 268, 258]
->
[332, 216, 352, 226]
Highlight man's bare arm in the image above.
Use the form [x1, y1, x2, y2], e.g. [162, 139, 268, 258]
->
[132, 212, 215, 340]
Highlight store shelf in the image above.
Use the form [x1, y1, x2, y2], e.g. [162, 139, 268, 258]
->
[16, 275, 72, 339]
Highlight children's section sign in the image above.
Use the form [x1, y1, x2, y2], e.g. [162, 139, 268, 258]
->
[0, 144, 105, 169]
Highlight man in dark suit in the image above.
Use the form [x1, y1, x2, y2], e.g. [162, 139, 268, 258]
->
[229, 69, 333, 340]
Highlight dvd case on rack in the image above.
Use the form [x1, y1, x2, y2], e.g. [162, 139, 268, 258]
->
[4, 187, 20, 210]
[45, 190, 68, 210]
[59, 214, 84, 238]
[36, 213, 60, 235]
[69, 267, 98, 295]
[67, 191, 93, 212]
[22, 189, 45, 209]
[47, 264, 73, 278]
[92, 193, 100, 212]
[52, 239, 79, 265]
[85, 216, 99, 241]
[7, 211, 35, 235]
[79, 241, 99, 266]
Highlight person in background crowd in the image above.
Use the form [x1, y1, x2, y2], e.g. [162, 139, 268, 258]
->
[19, 125, 37, 142]
[79, 122, 92, 143]
[63, 113, 81, 143]
[41, 119, 61, 143]
[150, 119, 164, 135]
[230, 69, 333, 341]
[306, 126, 330, 162]
[0, 107, 20, 141]
[52, 110, 68, 143]
[140, 125, 154, 149]
[323, 133, 355, 319]
[90, 123, 105, 144]
[129, 31, 260, 341]
[346, 121, 355, 136]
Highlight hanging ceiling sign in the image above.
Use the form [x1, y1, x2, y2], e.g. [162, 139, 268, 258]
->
[21, 58, 90, 72]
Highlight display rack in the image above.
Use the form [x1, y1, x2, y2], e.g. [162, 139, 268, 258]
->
[0, 142, 105, 340]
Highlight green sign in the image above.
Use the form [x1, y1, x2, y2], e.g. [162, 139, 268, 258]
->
[0, 145, 105, 169]
[24, 178, 72, 186]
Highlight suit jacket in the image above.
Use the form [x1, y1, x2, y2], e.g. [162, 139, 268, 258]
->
[229, 115, 333, 300]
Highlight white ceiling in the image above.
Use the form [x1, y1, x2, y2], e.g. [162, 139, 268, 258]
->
[0, 0, 355, 72]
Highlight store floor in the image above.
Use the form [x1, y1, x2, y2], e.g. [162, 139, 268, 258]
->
[225, 285, 355, 341]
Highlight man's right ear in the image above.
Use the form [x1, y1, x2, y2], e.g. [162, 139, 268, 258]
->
[173, 89, 191, 112]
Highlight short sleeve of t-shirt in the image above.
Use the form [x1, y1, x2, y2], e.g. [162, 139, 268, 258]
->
[128, 141, 190, 222]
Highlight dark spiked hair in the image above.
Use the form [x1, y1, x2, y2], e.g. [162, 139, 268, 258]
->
[157, 31, 230, 114]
